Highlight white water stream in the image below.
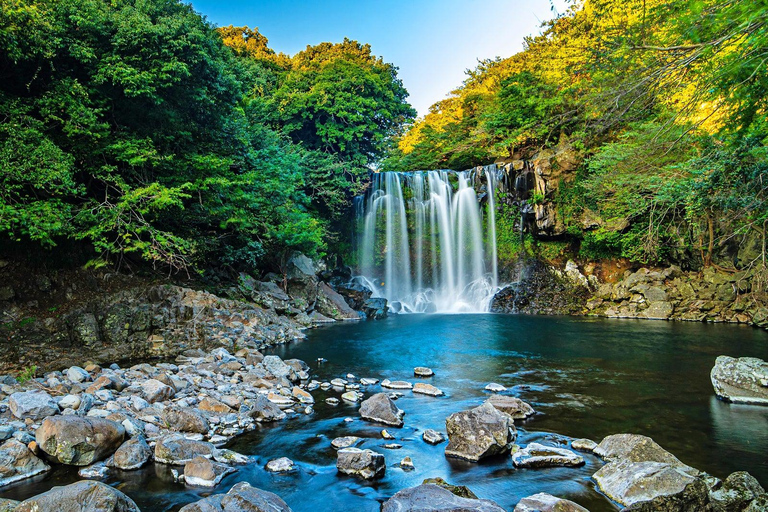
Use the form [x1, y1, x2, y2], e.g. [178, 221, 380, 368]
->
[356, 166, 503, 313]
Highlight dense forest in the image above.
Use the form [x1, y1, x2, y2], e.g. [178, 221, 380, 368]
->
[385, 0, 768, 272]
[0, 0, 415, 277]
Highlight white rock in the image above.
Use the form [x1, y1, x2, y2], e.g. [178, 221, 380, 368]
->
[485, 383, 507, 392]
[67, 366, 91, 383]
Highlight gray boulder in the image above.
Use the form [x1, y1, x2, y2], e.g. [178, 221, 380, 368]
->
[594, 434, 696, 473]
[359, 393, 404, 427]
[14, 480, 140, 512]
[162, 406, 209, 434]
[9, 390, 59, 420]
[154, 434, 215, 465]
[709, 471, 766, 512]
[184, 456, 235, 487]
[110, 436, 151, 470]
[445, 402, 516, 461]
[512, 443, 585, 468]
[179, 481, 292, 512]
[141, 379, 175, 403]
[262, 356, 294, 380]
[593, 460, 707, 509]
[363, 298, 388, 319]
[382, 484, 505, 512]
[316, 282, 360, 320]
[711, 356, 768, 405]
[485, 394, 535, 419]
[336, 447, 385, 480]
[0, 439, 50, 487]
[36, 416, 125, 466]
[515, 493, 590, 512]
[0, 498, 19, 511]
[242, 395, 286, 422]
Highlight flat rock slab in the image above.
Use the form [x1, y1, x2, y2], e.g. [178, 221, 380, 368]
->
[179, 482, 292, 512]
[485, 394, 535, 419]
[414, 367, 434, 377]
[594, 434, 696, 473]
[413, 383, 444, 396]
[445, 402, 516, 462]
[514, 493, 590, 512]
[336, 448, 385, 480]
[571, 438, 597, 453]
[14, 480, 140, 512]
[512, 443, 584, 468]
[382, 379, 413, 390]
[359, 393, 405, 427]
[382, 484, 505, 512]
[331, 436, 360, 450]
[711, 355, 768, 405]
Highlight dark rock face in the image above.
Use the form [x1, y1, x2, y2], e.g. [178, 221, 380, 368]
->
[514, 493, 590, 512]
[362, 298, 388, 319]
[359, 393, 404, 427]
[14, 480, 140, 512]
[711, 356, 768, 405]
[178, 482, 292, 512]
[381, 484, 505, 512]
[444, 402, 517, 462]
[491, 260, 588, 315]
[330, 278, 372, 310]
[36, 416, 125, 466]
[315, 282, 360, 321]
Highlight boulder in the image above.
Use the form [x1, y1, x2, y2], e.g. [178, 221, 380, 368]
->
[111, 436, 151, 470]
[331, 436, 360, 450]
[485, 395, 535, 419]
[594, 434, 696, 473]
[0, 498, 19, 511]
[162, 406, 209, 434]
[336, 448, 385, 479]
[14, 480, 140, 512]
[571, 439, 597, 452]
[382, 484, 505, 512]
[9, 390, 59, 420]
[593, 460, 707, 508]
[362, 298, 388, 320]
[154, 435, 215, 465]
[709, 471, 766, 512]
[421, 477, 478, 499]
[512, 443, 584, 468]
[0, 439, 50, 487]
[141, 379, 175, 403]
[178, 481, 292, 512]
[265, 457, 294, 473]
[184, 456, 235, 487]
[315, 282, 360, 320]
[242, 395, 287, 422]
[332, 279, 372, 310]
[711, 356, 768, 405]
[36, 416, 125, 466]
[422, 429, 446, 445]
[445, 402, 516, 461]
[359, 393, 404, 427]
[514, 493, 589, 512]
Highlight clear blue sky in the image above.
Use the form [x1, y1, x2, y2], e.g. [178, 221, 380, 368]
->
[187, 0, 568, 117]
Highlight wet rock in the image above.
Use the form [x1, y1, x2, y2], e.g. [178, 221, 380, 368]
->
[78, 462, 109, 479]
[593, 460, 706, 508]
[0, 439, 50, 487]
[445, 402, 516, 462]
[178, 481, 292, 512]
[484, 383, 507, 392]
[413, 383, 444, 396]
[162, 406, 209, 434]
[381, 430, 395, 439]
[341, 391, 360, 403]
[336, 447, 385, 479]
[291, 387, 314, 404]
[422, 477, 478, 499]
[381, 379, 413, 390]
[485, 395, 535, 419]
[594, 434, 696, 473]
[359, 393, 405, 427]
[414, 367, 434, 377]
[36, 416, 125, 466]
[9, 390, 59, 420]
[316, 282, 360, 321]
[363, 298, 388, 320]
[512, 443, 585, 468]
[331, 436, 360, 449]
[141, 379, 175, 403]
[184, 456, 235, 487]
[242, 395, 287, 422]
[0, 498, 19, 511]
[709, 471, 766, 512]
[381, 484, 505, 512]
[14, 480, 140, 512]
[711, 356, 768, 405]
[423, 429, 446, 445]
[514, 493, 590, 512]
[111, 436, 151, 470]
[154, 435, 214, 465]
[265, 457, 295, 473]
[571, 438, 598, 452]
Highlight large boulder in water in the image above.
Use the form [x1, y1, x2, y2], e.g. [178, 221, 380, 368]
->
[154, 434, 215, 465]
[381, 484, 505, 512]
[336, 447, 385, 480]
[711, 356, 768, 405]
[110, 436, 151, 470]
[330, 279, 372, 310]
[514, 493, 590, 512]
[179, 482, 292, 511]
[444, 402, 516, 461]
[0, 439, 50, 487]
[14, 480, 140, 512]
[594, 433, 697, 473]
[359, 393, 404, 427]
[36, 416, 125, 466]
[485, 394, 535, 420]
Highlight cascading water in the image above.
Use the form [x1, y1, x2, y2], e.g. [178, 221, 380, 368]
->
[356, 165, 505, 313]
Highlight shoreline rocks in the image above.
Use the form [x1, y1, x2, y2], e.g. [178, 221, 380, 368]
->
[711, 355, 768, 405]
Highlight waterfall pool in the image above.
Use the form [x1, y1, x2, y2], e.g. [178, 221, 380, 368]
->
[2, 314, 767, 511]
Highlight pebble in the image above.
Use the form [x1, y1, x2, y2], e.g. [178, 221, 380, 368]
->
[399, 456, 414, 469]
[414, 367, 434, 377]
[265, 457, 295, 473]
[325, 398, 340, 405]
[422, 429, 446, 445]
[485, 382, 507, 392]
[383, 443, 402, 449]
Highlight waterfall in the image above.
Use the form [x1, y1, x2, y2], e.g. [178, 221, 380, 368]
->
[356, 165, 505, 313]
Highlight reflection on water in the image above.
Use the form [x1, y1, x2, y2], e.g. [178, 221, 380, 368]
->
[1, 314, 766, 511]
